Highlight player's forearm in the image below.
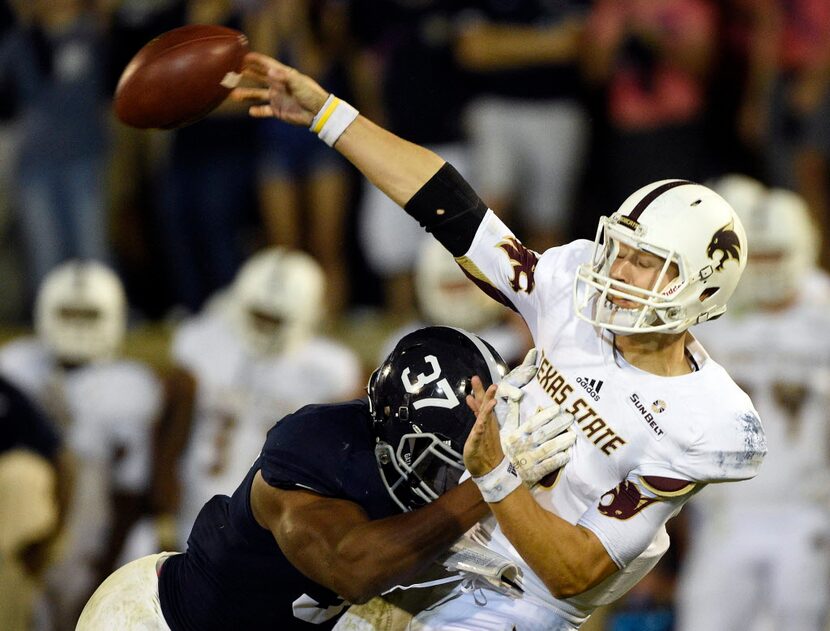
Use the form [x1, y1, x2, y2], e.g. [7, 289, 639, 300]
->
[334, 115, 446, 208]
[489, 486, 617, 598]
[335, 480, 488, 602]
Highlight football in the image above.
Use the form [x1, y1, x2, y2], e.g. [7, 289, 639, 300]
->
[114, 24, 249, 130]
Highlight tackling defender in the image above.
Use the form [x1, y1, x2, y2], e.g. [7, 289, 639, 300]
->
[77, 326, 575, 629]
[233, 54, 767, 630]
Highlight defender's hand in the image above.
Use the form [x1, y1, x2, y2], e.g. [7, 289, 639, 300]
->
[230, 52, 329, 125]
[463, 384, 504, 477]
[502, 406, 576, 486]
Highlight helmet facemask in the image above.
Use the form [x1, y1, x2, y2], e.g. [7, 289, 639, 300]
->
[575, 217, 691, 335]
[373, 425, 466, 511]
[573, 180, 747, 335]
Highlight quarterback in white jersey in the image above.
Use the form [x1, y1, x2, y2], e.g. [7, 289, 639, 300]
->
[677, 182, 830, 631]
[0, 261, 162, 627]
[172, 247, 363, 544]
[234, 55, 767, 630]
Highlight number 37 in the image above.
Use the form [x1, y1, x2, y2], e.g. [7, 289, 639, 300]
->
[401, 355, 460, 410]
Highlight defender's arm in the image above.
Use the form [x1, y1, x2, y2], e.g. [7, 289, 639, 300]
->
[250, 472, 487, 604]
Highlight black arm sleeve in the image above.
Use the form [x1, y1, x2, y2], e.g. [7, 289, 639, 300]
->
[403, 163, 488, 256]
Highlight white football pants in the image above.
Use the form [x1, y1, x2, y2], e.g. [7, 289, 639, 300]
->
[75, 552, 176, 630]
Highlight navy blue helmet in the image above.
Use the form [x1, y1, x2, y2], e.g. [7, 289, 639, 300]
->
[368, 326, 507, 511]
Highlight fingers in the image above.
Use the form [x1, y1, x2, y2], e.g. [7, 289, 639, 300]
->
[528, 412, 574, 444]
[496, 382, 523, 402]
[465, 376, 490, 415]
[500, 347, 539, 389]
[535, 428, 577, 456]
[247, 105, 275, 118]
[512, 429, 577, 483]
[229, 87, 270, 103]
[243, 51, 288, 74]
[520, 348, 538, 369]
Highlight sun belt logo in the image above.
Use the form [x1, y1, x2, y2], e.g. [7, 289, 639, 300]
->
[576, 377, 604, 402]
[628, 392, 665, 440]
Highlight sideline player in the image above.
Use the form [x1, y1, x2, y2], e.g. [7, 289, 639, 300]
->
[232, 54, 767, 630]
[378, 238, 531, 367]
[166, 247, 363, 545]
[677, 181, 830, 631]
[76, 326, 575, 629]
[0, 261, 163, 629]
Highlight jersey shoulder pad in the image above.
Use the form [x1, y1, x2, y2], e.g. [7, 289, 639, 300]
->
[171, 312, 231, 368]
[303, 336, 362, 396]
[70, 360, 163, 426]
[676, 370, 766, 483]
[0, 338, 52, 393]
[536, 239, 593, 297]
[259, 400, 373, 497]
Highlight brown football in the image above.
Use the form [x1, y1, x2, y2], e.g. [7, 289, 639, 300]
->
[114, 24, 249, 130]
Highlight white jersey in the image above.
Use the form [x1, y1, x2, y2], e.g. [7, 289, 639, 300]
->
[173, 310, 362, 541]
[455, 212, 766, 625]
[0, 337, 161, 493]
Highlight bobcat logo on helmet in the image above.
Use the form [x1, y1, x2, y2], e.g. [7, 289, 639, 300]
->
[706, 222, 742, 271]
[497, 237, 539, 294]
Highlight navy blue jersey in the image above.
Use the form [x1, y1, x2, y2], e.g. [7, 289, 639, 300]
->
[0, 374, 61, 459]
[158, 400, 400, 631]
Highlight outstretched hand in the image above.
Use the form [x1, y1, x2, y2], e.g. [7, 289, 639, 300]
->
[464, 378, 505, 477]
[230, 52, 329, 125]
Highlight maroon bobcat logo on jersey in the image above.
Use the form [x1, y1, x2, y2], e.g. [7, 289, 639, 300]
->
[497, 237, 539, 294]
[706, 222, 742, 271]
[598, 481, 659, 520]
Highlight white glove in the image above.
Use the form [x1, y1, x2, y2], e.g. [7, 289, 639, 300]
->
[494, 349, 577, 485]
[494, 348, 539, 433]
[501, 406, 576, 486]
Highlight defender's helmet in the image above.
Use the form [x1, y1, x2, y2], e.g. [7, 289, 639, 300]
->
[35, 260, 127, 364]
[368, 326, 507, 511]
[732, 188, 819, 307]
[574, 179, 747, 334]
[414, 239, 504, 331]
[230, 247, 325, 355]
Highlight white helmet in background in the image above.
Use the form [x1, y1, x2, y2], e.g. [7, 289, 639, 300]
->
[732, 188, 819, 308]
[35, 260, 127, 364]
[230, 247, 325, 355]
[574, 179, 747, 334]
[415, 239, 503, 331]
[706, 173, 766, 218]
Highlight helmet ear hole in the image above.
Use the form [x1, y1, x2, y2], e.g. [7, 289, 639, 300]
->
[699, 287, 720, 302]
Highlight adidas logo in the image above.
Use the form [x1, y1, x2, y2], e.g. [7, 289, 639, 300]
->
[576, 377, 604, 402]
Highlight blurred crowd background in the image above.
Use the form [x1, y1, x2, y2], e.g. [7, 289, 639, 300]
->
[1, 0, 830, 630]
